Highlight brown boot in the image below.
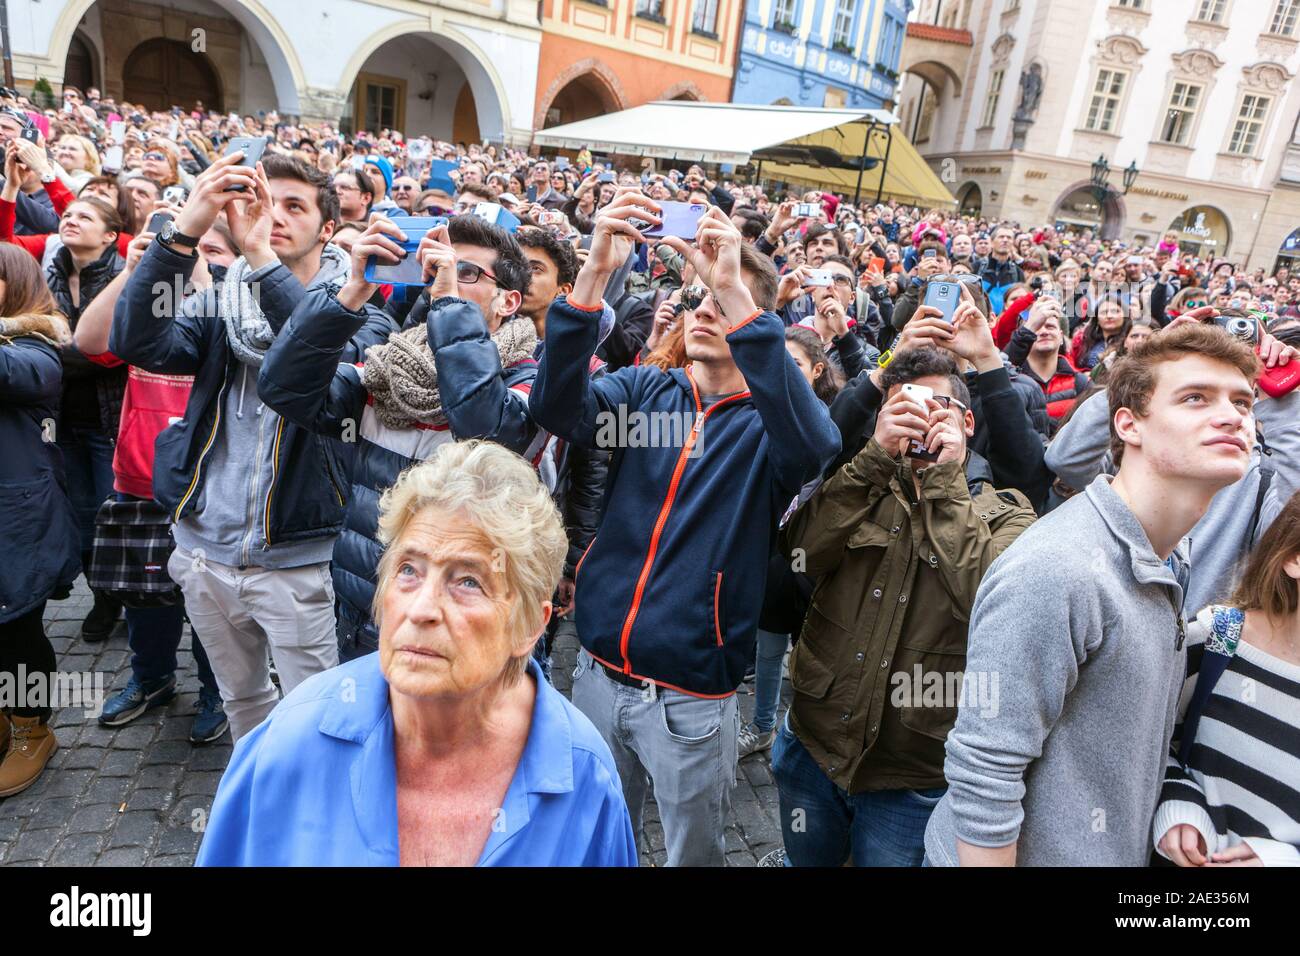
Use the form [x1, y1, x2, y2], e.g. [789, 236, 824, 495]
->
[0, 710, 9, 753]
[0, 716, 58, 797]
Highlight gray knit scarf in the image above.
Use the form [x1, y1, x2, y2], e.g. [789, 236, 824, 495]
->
[220, 244, 351, 367]
[361, 315, 538, 429]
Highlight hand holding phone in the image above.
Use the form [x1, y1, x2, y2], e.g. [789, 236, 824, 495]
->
[873, 383, 932, 461]
[923, 279, 961, 323]
[222, 136, 267, 191]
[641, 201, 706, 240]
[363, 216, 448, 286]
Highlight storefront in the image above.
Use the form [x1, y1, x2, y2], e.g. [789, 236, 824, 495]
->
[1052, 184, 1123, 239]
[1168, 205, 1231, 260]
[1275, 225, 1300, 274]
[957, 182, 982, 217]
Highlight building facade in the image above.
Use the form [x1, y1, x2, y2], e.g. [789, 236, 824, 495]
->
[732, 0, 910, 109]
[534, 0, 744, 130]
[6, 0, 543, 145]
[897, 0, 1300, 271]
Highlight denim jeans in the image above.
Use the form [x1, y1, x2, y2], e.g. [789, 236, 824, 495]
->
[57, 425, 116, 559]
[117, 493, 219, 696]
[571, 648, 738, 866]
[752, 629, 788, 734]
[771, 715, 945, 866]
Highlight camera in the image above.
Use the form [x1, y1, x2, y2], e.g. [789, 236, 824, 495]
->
[1213, 311, 1259, 346]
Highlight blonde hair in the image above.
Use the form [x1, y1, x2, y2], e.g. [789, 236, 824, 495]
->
[59, 134, 100, 176]
[372, 441, 567, 684]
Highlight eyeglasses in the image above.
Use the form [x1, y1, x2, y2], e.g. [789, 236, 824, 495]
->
[456, 260, 506, 289]
[143, 152, 166, 162]
[932, 395, 969, 413]
[392, 183, 416, 192]
[419, 205, 450, 216]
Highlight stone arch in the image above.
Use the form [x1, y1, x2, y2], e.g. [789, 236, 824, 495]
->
[661, 80, 706, 102]
[1051, 179, 1127, 241]
[47, 0, 305, 112]
[534, 58, 629, 130]
[901, 59, 963, 98]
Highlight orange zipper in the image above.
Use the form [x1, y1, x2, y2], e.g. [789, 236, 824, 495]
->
[713, 571, 724, 646]
[616, 369, 750, 673]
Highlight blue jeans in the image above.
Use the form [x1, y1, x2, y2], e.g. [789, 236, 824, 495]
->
[58, 425, 116, 558]
[753, 629, 788, 734]
[771, 716, 945, 866]
[115, 493, 219, 698]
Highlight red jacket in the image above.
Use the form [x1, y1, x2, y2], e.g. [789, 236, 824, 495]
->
[87, 352, 193, 499]
[1, 179, 133, 260]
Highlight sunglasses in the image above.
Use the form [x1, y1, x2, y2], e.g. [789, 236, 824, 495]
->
[143, 151, 166, 162]
[392, 184, 416, 191]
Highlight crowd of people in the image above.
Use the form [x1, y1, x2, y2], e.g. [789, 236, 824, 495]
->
[0, 84, 1297, 868]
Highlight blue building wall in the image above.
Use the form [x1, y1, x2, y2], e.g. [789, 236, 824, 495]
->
[731, 0, 910, 110]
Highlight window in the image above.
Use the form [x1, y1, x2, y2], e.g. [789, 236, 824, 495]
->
[831, 0, 854, 47]
[693, 0, 718, 33]
[1228, 94, 1271, 155]
[354, 73, 405, 135]
[1195, 0, 1226, 22]
[1159, 82, 1201, 144]
[773, 0, 797, 28]
[636, 0, 664, 19]
[1272, 0, 1300, 35]
[981, 69, 1004, 127]
[1005, 0, 1021, 10]
[1114, 0, 1145, 8]
[1085, 69, 1127, 132]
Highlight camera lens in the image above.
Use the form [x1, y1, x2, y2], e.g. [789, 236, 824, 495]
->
[1225, 317, 1256, 341]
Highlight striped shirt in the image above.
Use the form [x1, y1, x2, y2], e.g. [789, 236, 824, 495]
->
[1153, 605, 1300, 866]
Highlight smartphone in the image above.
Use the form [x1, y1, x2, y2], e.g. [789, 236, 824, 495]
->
[19, 126, 40, 144]
[162, 185, 188, 205]
[363, 216, 447, 285]
[598, 172, 616, 184]
[901, 383, 940, 462]
[795, 202, 820, 219]
[555, 156, 570, 171]
[1127, 255, 1143, 265]
[541, 209, 567, 227]
[923, 280, 961, 323]
[803, 269, 834, 288]
[146, 211, 174, 234]
[110, 121, 126, 144]
[350, 155, 365, 170]
[472, 201, 521, 233]
[222, 136, 266, 191]
[869, 256, 886, 273]
[642, 201, 706, 240]
[101, 146, 124, 172]
[922, 248, 938, 259]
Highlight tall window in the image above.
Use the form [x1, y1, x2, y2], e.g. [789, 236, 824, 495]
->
[1195, 0, 1226, 22]
[981, 69, 1004, 127]
[636, 0, 664, 18]
[1159, 82, 1201, 144]
[1085, 69, 1127, 132]
[1114, 0, 1145, 8]
[693, 0, 718, 33]
[1272, 0, 1300, 35]
[831, 0, 854, 47]
[773, 0, 797, 27]
[1005, 0, 1021, 10]
[1228, 94, 1271, 154]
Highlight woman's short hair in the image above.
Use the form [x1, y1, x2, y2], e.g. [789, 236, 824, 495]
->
[372, 441, 568, 685]
[60, 134, 100, 175]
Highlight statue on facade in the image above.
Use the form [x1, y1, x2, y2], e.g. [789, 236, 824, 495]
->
[1013, 63, 1044, 122]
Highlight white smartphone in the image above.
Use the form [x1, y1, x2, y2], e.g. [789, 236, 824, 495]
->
[900, 384, 938, 462]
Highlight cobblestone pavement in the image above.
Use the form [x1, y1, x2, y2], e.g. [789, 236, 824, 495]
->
[0, 579, 790, 867]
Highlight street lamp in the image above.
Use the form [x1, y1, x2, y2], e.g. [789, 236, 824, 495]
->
[1090, 154, 1111, 203]
[1121, 159, 1139, 193]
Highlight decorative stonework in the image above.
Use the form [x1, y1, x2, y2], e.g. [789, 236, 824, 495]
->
[660, 80, 706, 101]
[533, 57, 629, 130]
[1242, 61, 1292, 94]
[1257, 34, 1300, 62]
[1170, 48, 1223, 80]
[1097, 34, 1147, 67]
[1185, 21, 1228, 50]
[1106, 5, 1150, 38]
[990, 32, 1016, 63]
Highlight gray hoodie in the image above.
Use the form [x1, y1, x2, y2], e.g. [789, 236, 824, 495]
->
[923, 476, 1188, 866]
[1045, 386, 1300, 614]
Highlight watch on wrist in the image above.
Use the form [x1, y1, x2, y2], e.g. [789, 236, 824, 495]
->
[39, 170, 56, 184]
[158, 220, 200, 250]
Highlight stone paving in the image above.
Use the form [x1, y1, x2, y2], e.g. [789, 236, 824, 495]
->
[0, 578, 790, 867]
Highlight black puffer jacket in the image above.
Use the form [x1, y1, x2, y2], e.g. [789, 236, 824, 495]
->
[48, 242, 127, 437]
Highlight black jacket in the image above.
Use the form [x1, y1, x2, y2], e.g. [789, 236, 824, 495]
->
[0, 320, 81, 623]
[109, 239, 394, 540]
[827, 362, 1052, 510]
[48, 243, 126, 437]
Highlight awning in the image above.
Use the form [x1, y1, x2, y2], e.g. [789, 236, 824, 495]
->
[531, 101, 954, 208]
[758, 121, 957, 209]
[532, 101, 896, 166]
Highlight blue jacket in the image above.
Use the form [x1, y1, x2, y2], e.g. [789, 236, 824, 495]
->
[0, 323, 81, 623]
[530, 297, 841, 697]
[195, 653, 637, 866]
[109, 240, 394, 544]
[257, 289, 541, 658]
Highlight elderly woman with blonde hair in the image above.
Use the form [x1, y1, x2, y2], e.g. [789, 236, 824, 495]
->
[196, 441, 637, 866]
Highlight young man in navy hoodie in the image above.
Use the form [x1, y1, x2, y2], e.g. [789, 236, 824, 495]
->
[530, 189, 840, 865]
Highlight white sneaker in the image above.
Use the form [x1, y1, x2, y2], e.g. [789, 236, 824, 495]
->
[738, 722, 775, 759]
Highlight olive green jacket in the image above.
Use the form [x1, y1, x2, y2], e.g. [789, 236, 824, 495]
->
[781, 438, 1035, 793]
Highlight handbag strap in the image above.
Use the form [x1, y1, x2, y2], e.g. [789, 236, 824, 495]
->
[1177, 605, 1242, 769]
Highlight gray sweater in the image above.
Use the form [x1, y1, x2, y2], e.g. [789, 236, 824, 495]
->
[1045, 386, 1300, 614]
[923, 476, 1188, 866]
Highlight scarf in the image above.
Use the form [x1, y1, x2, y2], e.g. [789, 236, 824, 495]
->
[361, 314, 538, 430]
[0, 313, 71, 348]
[220, 243, 350, 367]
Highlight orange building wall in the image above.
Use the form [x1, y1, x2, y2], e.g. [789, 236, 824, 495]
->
[535, 0, 741, 130]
